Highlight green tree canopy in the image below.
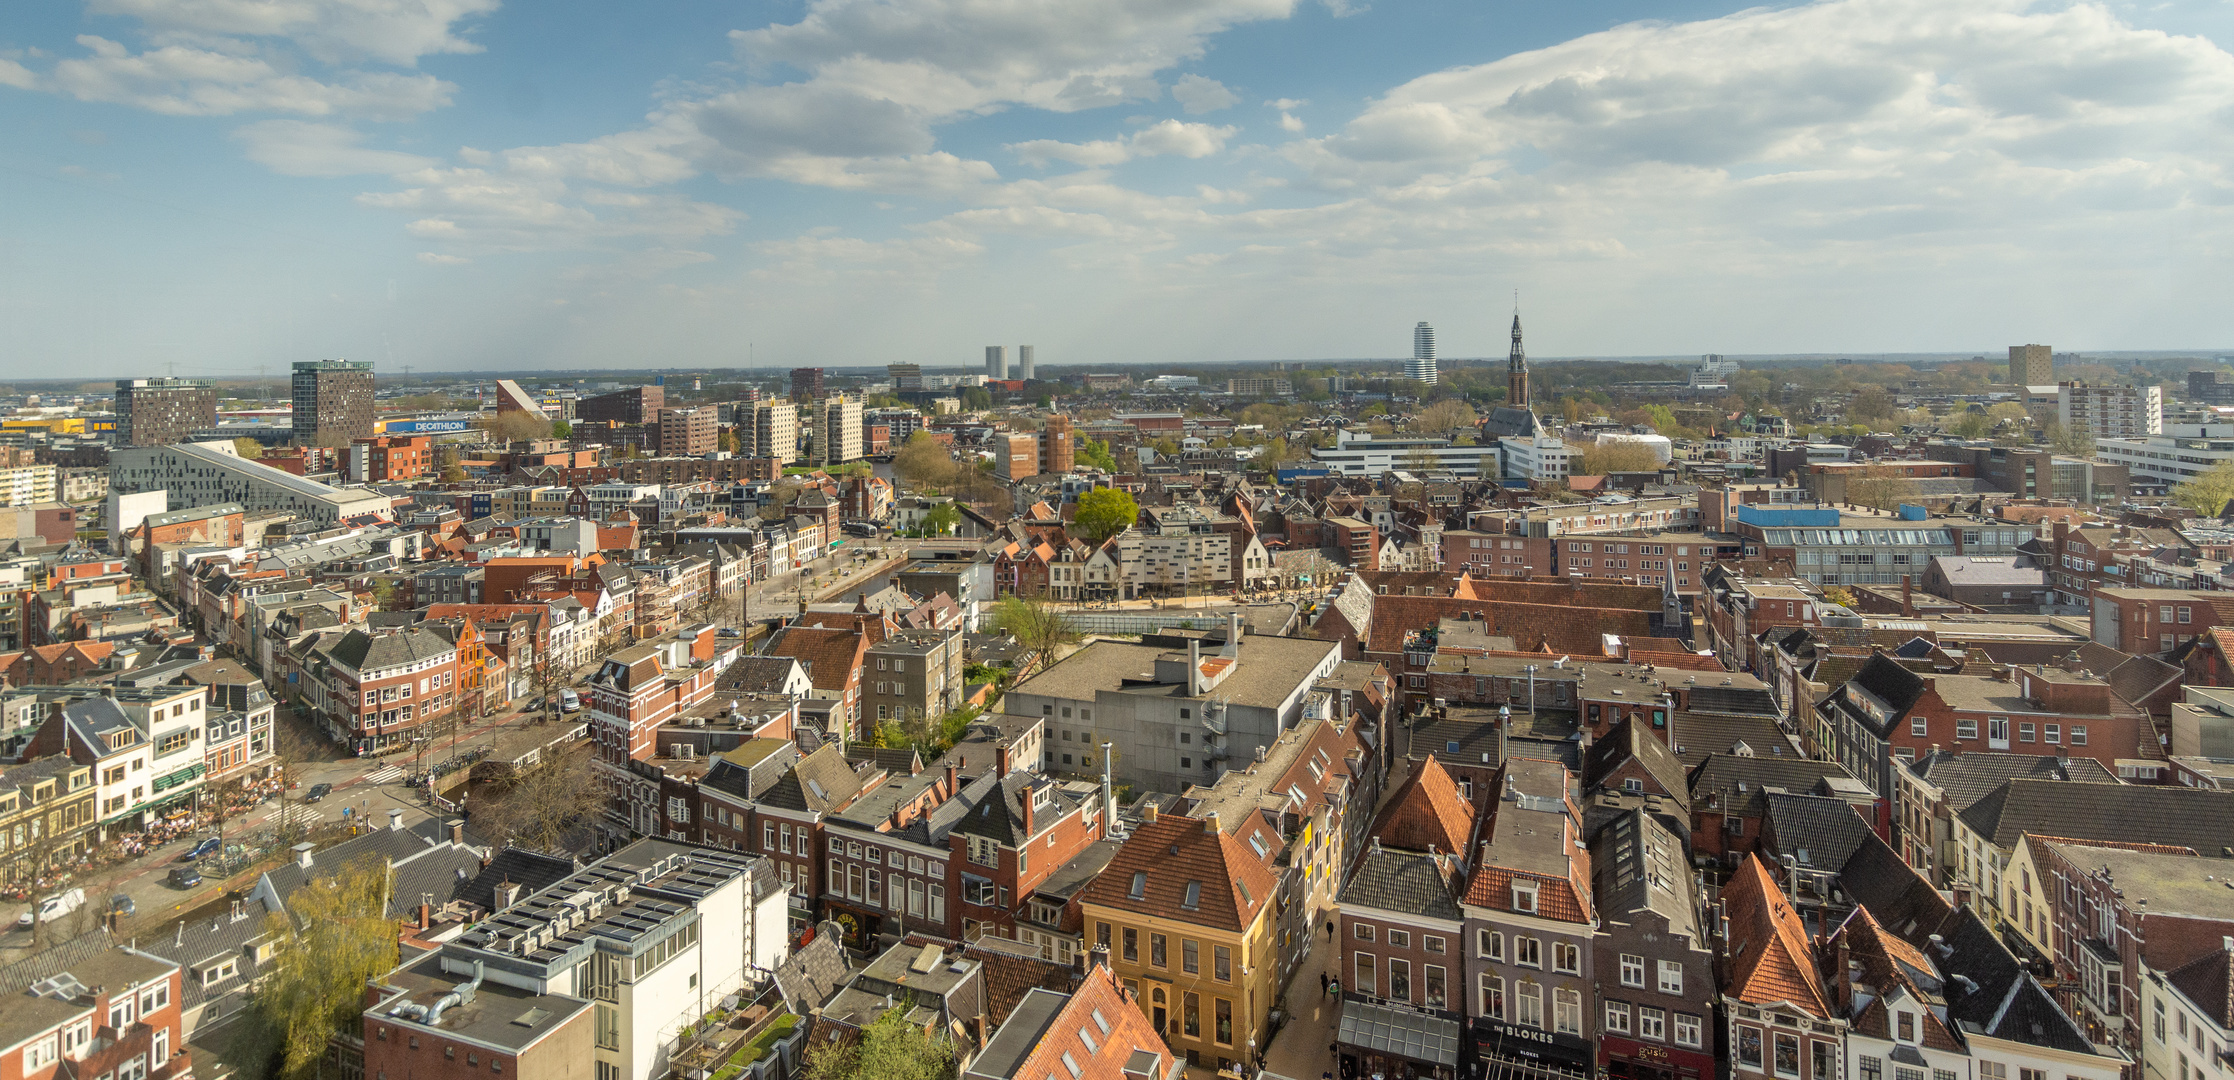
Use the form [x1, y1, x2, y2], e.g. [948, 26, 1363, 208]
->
[2175, 460, 2234, 517]
[1076, 437, 1118, 472]
[1073, 487, 1140, 542]
[992, 595, 1079, 677]
[804, 1008, 957, 1080]
[922, 501, 962, 536]
[257, 857, 400, 1080]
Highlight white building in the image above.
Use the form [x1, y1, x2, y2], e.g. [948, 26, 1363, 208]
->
[2097, 424, 2234, 486]
[1500, 433, 1574, 482]
[2059, 381, 2163, 439]
[1592, 432, 1673, 466]
[821, 396, 864, 466]
[2142, 945, 2234, 1080]
[1115, 516, 1234, 598]
[1407, 321, 1439, 385]
[1311, 428, 1491, 476]
[365, 838, 790, 1080]
[738, 399, 797, 464]
[110, 441, 389, 525]
[0, 464, 57, 508]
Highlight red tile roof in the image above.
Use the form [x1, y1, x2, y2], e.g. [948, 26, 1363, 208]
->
[1079, 814, 1278, 933]
[1721, 854, 1831, 1016]
[1009, 962, 1178, 1080]
[1371, 756, 1477, 855]
[766, 625, 870, 693]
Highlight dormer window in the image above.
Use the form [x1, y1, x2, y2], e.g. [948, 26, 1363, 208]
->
[1512, 881, 1539, 913]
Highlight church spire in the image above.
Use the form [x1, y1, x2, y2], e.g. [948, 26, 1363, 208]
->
[1506, 296, 1529, 409]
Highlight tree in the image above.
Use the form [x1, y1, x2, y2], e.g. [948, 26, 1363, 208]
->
[1576, 440, 1662, 475]
[550, 419, 572, 439]
[477, 410, 553, 444]
[1256, 437, 1290, 475]
[959, 386, 993, 411]
[921, 501, 961, 537]
[1948, 410, 1991, 439]
[993, 595, 1077, 677]
[894, 432, 959, 490]
[1850, 386, 1896, 426]
[2050, 419, 2095, 458]
[1076, 437, 1119, 472]
[759, 478, 808, 521]
[256, 856, 398, 1080]
[2175, 460, 2234, 517]
[1073, 488, 1140, 543]
[233, 437, 265, 460]
[1822, 585, 1859, 609]
[1845, 463, 1920, 512]
[473, 743, 606, 854]
[803, 1008, 956, 1080]
[1415, 399, 1478, 436]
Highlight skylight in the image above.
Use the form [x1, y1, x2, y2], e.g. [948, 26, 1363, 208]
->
[1182, 881, 1201, 910]
[1079, 1027, 1099, 1054]
[1129, 871, 1146, 899]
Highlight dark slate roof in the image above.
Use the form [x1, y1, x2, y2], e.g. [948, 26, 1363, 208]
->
[458, 848, 577, 912]
[759, 744, 878, 815]
[721, 655, 806, 693]
[1581, 716, 1689, 807]
[1688, 754, 1858, 818]
[0, 929, 115, 995]
[1763, 793, 1873, 873]
[773, 920, 854, 1014]
[2168, 944, 2234, 1031]
[1667, 712, 1798, 766]
[1480, 408, 1543, 439]
[843, 746, 924, 775]
[1937, 906, 2099, 1055]
[1958, 779, 2234, 851]
[1833, 654, 1930, 736]
[1339, 847, 1464, 922]
[256, 821, 443, 905]
[1904, 751, 2119, 814]
[389, 843, 487, 919]
[1837, 832, 1953, 947]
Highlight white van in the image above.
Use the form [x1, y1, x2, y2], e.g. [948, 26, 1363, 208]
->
[16, 887, 86, 929]
[558, 688, 582, 713]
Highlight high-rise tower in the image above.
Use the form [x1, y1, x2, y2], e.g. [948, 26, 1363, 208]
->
[291, 359, 375, 447]
[1406, 322, 1438, 385]
[986, 346, 1008, 380]
[1018, 345, 1035, 381]
[1507, 307, 1529, 409]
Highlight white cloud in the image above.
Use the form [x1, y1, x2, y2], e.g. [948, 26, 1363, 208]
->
[49, 35, 453, 118]
[417, 251, 470, 265]
[359, 166, 742, 249]
[1279, 111, 1304, 132]
[0, 58, 37, 89]
[1009, 119, 1236, 167]
[1264, 97, 1307, 109]
[85, 0, 501, 66]
[234, 119, 436, 176]
[1321, 0, 1367, 15]
[1172, 74, 1239, 114]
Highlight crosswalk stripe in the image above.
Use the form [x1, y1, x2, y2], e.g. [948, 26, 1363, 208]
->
[364, 765, 404, 784]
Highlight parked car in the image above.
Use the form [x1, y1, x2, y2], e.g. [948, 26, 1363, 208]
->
[110, 894, 136, 918]
[166, 867, 202, 890]
[304, 782, 333, 802]
[180, 836, 222, 862]
[17, 888, 87, 928]
[558, 688, 582, 713]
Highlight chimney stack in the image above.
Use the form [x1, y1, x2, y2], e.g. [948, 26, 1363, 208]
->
[1143, 802, 1159, 824]
[997, 744, 1011, 778]
[945, 762, 958, 793]
[389, 808, 405, 832]
[1901, 575, 1914, 617]
[449, 819, 466, 846]
[1203, 811, 1221, 835]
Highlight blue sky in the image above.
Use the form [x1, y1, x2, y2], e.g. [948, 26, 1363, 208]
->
[4, 0, 2233, 378]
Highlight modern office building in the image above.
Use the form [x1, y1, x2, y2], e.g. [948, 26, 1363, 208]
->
[737, 399, 797, 465]
[986, 345, 1009, 380]
[867, 408, 926, 445]
[1407, 322, 1438, 385]
[580, 384, 665, 425]
[113, 377, 217, 446]
[111, 440, 390, 524]
[888, 362, 924, 390]
[1018, 345, 1035, 381]
[2099, 423, 2234, 487]
[821, 395, 863, 466]
[2058, 381, 2162, 439]
[2188, 370, 2234, 406]
[1310, 428, 1492, 476]
[658, 407, 719, 457]
[290, 359, 375, 446]
[790, 367, 825, 403]
[2010, 343, 2053, 386]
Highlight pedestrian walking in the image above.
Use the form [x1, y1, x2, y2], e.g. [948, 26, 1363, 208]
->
[1320, 972, 1329, 995]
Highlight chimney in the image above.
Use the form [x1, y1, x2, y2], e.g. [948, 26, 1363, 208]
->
[1224, 611, 1242, 656]
[1203, 811, 1221, 835]
[495, 880, 521, 911]
[1901, 575, 1914, 617]
[945, 763, 958, 793]
[448, 819, 465, 846]
[997, 744, 1011, 778]
[420, 902, 433, 929]
[294, 842, 315, 868]
[389, 808, 405, 832]
[1142, 801, 1159, 824]
[1021, 787, 1035, 836]
[1187, 638, 1202, 694]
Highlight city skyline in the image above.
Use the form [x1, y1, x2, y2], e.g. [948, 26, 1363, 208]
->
[5, 0, 2234, 376]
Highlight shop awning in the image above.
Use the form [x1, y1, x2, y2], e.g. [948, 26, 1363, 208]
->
[1336, 1002, 1460, 1067]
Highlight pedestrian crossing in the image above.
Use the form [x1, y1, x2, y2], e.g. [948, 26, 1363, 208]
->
[277, 805, 323, 825]
[364, 765, 404, 784]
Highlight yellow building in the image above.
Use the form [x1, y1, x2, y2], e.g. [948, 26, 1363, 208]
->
[1079, 810, 1283, 1075]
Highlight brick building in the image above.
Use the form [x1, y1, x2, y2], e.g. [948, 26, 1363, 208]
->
[657, 407, 717, 457]
[576, 384, 663, 425]
[347, 434, 433, 482]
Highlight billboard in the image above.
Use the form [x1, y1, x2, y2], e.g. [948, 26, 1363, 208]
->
[380, 417, 474, 434]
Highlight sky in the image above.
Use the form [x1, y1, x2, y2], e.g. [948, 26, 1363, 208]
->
[4, 0, 2234, 379]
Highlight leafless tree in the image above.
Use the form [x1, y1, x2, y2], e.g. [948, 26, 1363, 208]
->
[472, 744, 606, 855]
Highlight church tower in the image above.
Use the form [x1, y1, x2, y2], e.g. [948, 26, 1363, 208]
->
[1506, 306, 1530, 409]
